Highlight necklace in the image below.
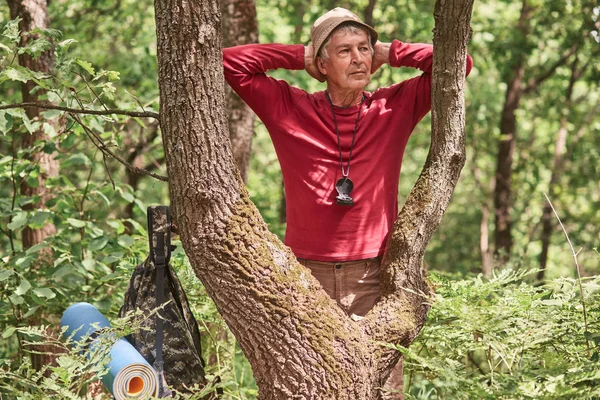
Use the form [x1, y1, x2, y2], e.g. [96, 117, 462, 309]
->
[325, 91, 365, 206]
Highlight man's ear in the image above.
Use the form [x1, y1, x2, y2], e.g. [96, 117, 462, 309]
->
[317, 57, 327, 76]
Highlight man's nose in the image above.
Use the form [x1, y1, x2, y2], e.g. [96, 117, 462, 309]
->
[350, 48, 362, 64]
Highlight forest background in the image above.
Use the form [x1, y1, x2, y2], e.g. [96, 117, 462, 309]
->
[0, 0, 599, 399]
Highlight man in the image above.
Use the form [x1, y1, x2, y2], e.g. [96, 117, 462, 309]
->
[223, 7, 472, 397]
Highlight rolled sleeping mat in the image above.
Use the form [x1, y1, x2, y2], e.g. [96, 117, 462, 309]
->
[61, 302, 159, 399]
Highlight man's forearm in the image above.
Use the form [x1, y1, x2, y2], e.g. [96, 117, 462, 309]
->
[223, 43, 305, 78]
[389, 40, 434, 73]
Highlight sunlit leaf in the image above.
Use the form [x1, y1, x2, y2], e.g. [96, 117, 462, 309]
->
[0, 269, 14, 281]
[33, 287, 55, 299]
[15, 278, 31, 295]
[2, 326, 16, 339]
[66, 218, 86, 228]
[7, 211, 27, 230]
[76, 59, 95, 75]
[8, 293, 24, 305]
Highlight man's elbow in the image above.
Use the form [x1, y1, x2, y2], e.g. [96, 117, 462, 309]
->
[465, 54, 474, 77]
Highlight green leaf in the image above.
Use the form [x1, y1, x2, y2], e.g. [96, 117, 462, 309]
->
[41, 109, 62, 120]
[26, 172, 40, 188]
[0, 66, 32, 83]
[2, 326, 17, 339]
[18, 38, 52, 57]
[23, 305, 40, 318]
[35, 27, 62, 39]
[2, 18, 21, 43]
[120, 191, 134, 203]
[0, 42, 12, 53]
[100, 82, 116, 100]
[0, 269, 14, 281]
[76, 59, 95, 75]
[63, 153, 91, 168]
[66, 218, 86, 228]
[28, 211, 52, 228]
[42, 122, 56, 137]
[9, 293, 24, 305]
[584, 331, 600, 346]
[89, 236, 109, 251]
[25, 242, 47, 255]
[43, 140, 57, 154]
[92, 190, 111, 208]
[15, 278, 32, 295]
[106, 219, 125, 235]
[22, 115, 40, 134]
[107, 70, 120, 81]
[15, 256, 32, 268]
[0, 111, 13, 134]
[8, 211, 27, 230]
[82, 258, 96, 271]
[57, 38, 77, 50]
[117, 235, 135, 248]
[33, 287, 55, 299]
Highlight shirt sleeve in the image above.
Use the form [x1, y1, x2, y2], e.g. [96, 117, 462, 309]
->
[222, 44, 306, 124]
[387, 40, 474, 128]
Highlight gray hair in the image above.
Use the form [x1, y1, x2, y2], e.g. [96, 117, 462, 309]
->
[317, 22, 374, 62]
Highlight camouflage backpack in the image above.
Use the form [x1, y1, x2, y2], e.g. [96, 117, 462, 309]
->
[119, 206, 207, 396]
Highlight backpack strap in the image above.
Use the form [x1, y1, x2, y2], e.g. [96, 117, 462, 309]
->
[147, 206, 171, 397]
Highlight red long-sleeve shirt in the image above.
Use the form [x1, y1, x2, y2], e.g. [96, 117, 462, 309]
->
[223, 40, 473, 261]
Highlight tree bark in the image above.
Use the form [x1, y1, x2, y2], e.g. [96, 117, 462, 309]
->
[220, 0, 258, 183]
[7, 0, 64, 376]
[7, 0, 60, 255]
[154, 0, 473, 397]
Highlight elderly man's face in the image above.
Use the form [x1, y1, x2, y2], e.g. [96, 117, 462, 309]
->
[317, 29, 372, 92]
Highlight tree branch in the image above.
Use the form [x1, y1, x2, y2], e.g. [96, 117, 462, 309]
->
[363, 0, 475, 376]
[0, 102, 160, 119]
[523, 44, 578, 94]
[69, 113, 168, 182]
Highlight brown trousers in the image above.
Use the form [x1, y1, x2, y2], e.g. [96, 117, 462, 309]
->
[298, 257, 404, 399]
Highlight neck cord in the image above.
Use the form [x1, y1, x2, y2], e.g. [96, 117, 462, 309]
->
[325, 92, 365, 177]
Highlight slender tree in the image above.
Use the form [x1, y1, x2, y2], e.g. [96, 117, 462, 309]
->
[6, 0, 64, 374]
[493, 0, 581, 263]
[7, 0, 59, 258]
[220, 0, 259, 183]
[154, 0, 473, 398]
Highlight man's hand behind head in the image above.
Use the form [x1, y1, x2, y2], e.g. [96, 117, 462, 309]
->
[371, 41, 391, 74]
[305, 44, 326, 83]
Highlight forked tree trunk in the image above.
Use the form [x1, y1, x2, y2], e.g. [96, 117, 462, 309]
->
[220, 0, 258, 183]
[154, 0, 473, 397]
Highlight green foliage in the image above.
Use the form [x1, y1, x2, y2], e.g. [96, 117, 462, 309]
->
[401, 269, 600, 399]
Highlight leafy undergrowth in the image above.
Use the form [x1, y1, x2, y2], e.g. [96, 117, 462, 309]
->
[3, 266, 599, 399]
[402, 268, 600, 400]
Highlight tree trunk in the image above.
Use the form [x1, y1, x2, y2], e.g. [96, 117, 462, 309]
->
[7, 0, 59, 255]
[364, 0, 377, 27]
[154, 0, 473, 397]
[220, 0, 258, 183]
[538, 56, 579, 280]
[493, 0, 531, 263]
[472, 163, 494, 277]
[7, 0, 63, 374]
